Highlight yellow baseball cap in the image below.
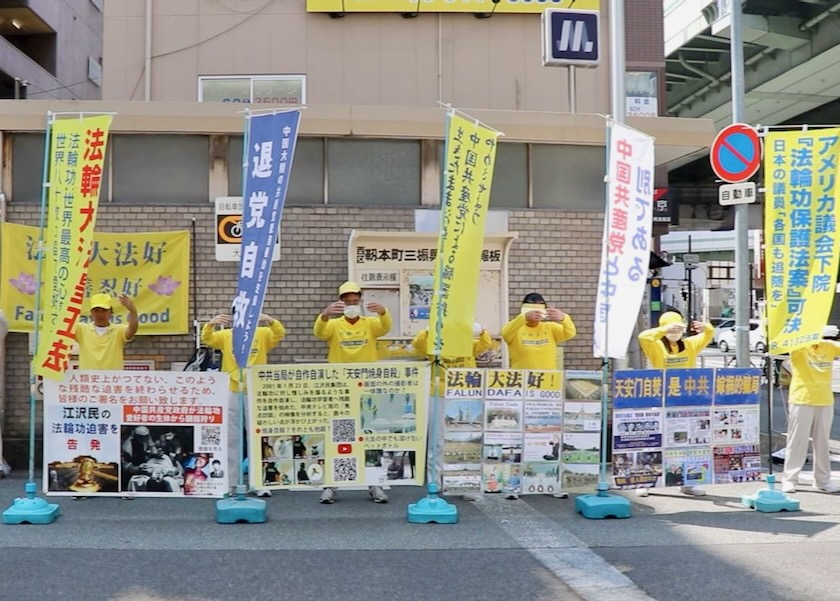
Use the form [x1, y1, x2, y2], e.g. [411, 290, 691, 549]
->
[338, 281, 362, 297]
[90, 293, 113, 310]
[659, 312, 685, 327]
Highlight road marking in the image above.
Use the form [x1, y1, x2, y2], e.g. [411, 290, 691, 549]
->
[475, 495, 657, 601]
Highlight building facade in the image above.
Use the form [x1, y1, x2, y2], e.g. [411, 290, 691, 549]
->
[0, 0, 715, 465]
[0, 0, 103, 100]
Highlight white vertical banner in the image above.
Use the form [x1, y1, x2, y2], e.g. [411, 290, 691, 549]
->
[593, 121, 655, 359]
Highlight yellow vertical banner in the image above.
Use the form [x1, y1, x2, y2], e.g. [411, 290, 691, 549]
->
[34, 115, 112, 380]
[764, 129, 840, 353]
[1, 223, 189, 334]
[429, 112, 500, 358]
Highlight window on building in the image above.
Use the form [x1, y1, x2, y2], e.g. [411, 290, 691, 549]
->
[229, 136, 324, 205]
[438, 141, 528, 208]
[327, 139, 420, 206]
[198, 76, 305, 105]
[531, 144, 606, 210]
[11, 132, 110, 203]
[112, 135, 209, 204]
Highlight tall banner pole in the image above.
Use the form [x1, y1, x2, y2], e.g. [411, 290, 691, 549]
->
[3, 113, 60, 524]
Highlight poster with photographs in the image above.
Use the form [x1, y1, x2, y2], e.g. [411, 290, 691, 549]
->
[613, 450, 663, 489]
[43, 371, 230, 497]
[443, 368, 563, 495]
[613, 409, 663, 450]
[713, 444, 762, 484]
[249, 362, 429, 489]
[664, 408, 711, 448]
[663, 448, 713, 487]
[613, 368, 762, 490]
[712, 406, 759, 445]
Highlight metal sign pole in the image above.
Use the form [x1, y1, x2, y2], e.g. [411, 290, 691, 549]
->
[730, 0, 750, 367]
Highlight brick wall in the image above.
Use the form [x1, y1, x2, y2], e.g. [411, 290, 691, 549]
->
[1, 204, 604, 465]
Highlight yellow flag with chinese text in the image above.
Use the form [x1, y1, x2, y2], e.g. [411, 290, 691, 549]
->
[33, 115, 112, 380]
[429, 113, 499, 358]
[764, 129, 840, 353]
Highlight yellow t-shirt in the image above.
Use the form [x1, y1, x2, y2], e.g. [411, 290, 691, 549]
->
[638, 323, 713, 369]
[789, 341, 840, 406]
[201, 320, 286, 391]
[75, 323, 133, 370]
[411, 328, 493, 369]
[501, 313, 577, 370]
[313, 311, 392, 363]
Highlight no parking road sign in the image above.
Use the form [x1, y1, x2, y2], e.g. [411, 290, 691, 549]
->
[710, 123, 762, 183]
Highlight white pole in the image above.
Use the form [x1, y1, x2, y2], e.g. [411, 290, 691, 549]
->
[730, 0, 750, 366]
[144, 0, 153, 101]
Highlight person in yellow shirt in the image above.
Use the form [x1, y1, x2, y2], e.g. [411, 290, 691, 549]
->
[781, 325, 840, 494]
[638, 311, 714, 369]
[501, 293, 576, 370]
[314, 281, 390, 504]
[638, 311, 713, 497]
[75, 293, 138, 370]
[201, 308, 285, 497]
[412, 323, 493, 490]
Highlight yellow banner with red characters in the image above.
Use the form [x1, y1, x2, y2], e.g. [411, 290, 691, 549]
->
[33, 116, 112, 379]
[429, 113, 500, 358]
[1, 223, 190, 337]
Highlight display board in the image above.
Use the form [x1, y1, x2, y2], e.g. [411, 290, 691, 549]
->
[247, 362, 429, 490]
[348, 231, 516, 365]
[441, 368, 595, 495]
[43, 370, 230, 497]
[612, 368, 762, 490]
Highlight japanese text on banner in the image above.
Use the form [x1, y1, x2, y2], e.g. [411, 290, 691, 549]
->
[764, 129, 840, 353]
[42, 370, 230, 498]
[34, 115, 112, 380]
[594, 122, 655, 359]
[1, 224, 189, 335]
[233, 110, 301, 368]
[429, 113, 499, 358]
[247, 362, 429, 489]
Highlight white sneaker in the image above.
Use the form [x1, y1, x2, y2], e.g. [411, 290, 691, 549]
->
[552, 491, 569, 499]
[368, 486, 388, 503]
[781, 480, 796, 494]
[319, 487, 336, 504]
[255, 490, 272, 498]
[636, 488, 650, 498]
[813, 482, 840, 493]
[681, 485, 706, 497]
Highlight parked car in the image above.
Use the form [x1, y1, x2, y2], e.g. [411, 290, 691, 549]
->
[711, 318, 736, 347]
[717, 320, 766, 353]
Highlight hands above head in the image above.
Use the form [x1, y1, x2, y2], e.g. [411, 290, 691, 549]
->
[209, 314, 231, 327]
[690, 321, 704, 334]
[118, 294, 137, 314]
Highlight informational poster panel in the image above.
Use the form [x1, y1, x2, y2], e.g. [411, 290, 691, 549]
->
[43, 371, 230, 497]
[442, 368, 565, 495]
[247, 362, 429, 489]
[562, 370, 603, 491]
[612, 368, 761, 490]
[348, 231, 516, 365]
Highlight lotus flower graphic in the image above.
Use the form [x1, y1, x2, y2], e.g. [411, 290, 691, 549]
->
[10, 272, 36, 295]
[148, 276, 181, 296]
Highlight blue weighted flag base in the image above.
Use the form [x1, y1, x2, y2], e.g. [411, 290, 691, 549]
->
[575, 482, 632, 520]
[2, 482, 61, 525]
[742, 475, 800, 513]
[215, 485, 267, 524]
[407, 483, 458, 524]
